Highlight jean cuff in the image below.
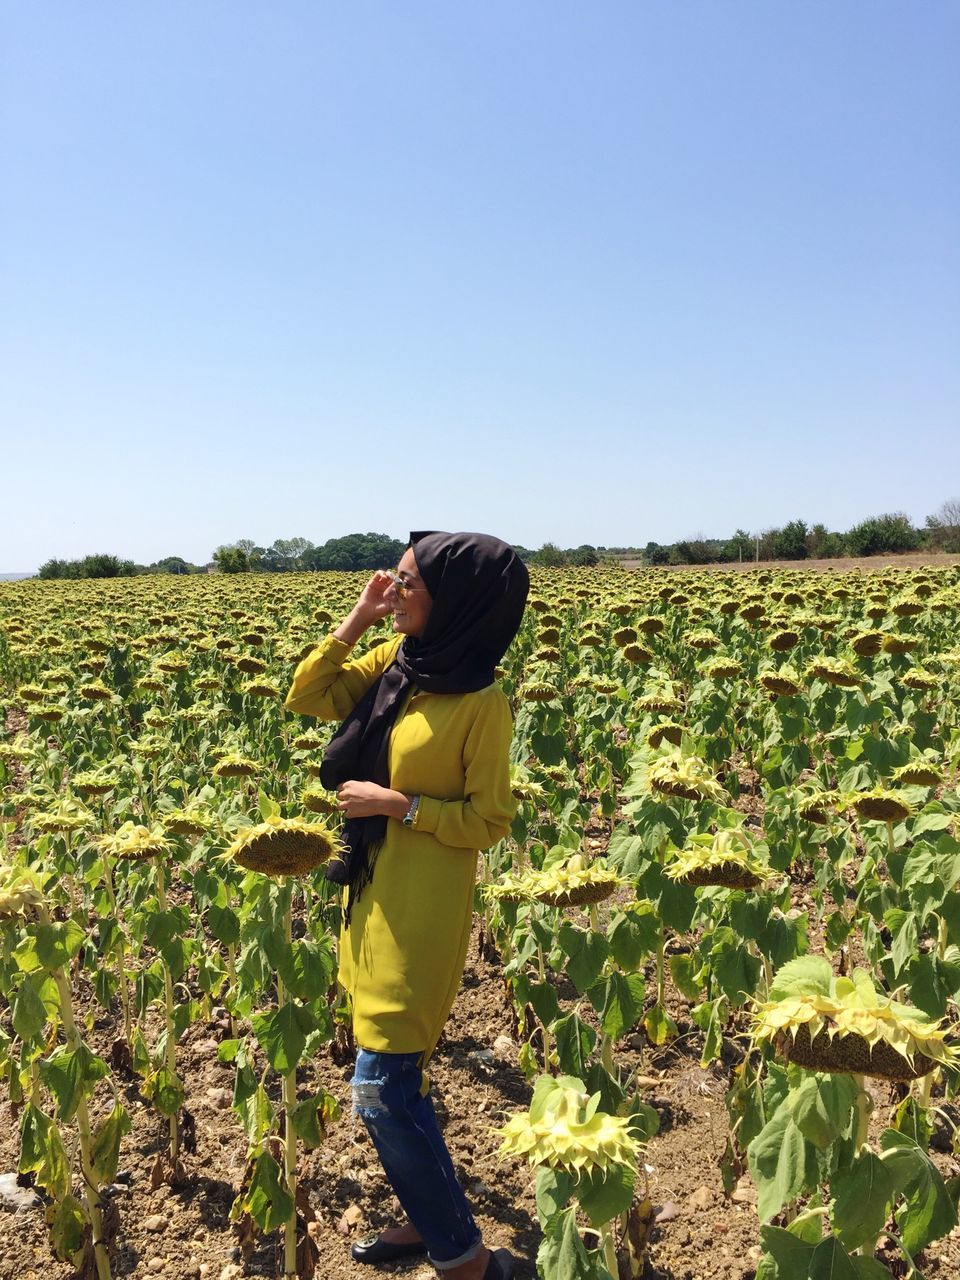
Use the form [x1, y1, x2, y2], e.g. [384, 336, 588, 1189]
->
[431, 1239, 481, 1270]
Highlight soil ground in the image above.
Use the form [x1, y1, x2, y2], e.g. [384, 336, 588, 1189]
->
[3, 917, 960, 1280]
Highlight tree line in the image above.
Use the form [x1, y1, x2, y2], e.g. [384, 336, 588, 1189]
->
[31, 501, 960, 579]
[643, 501, 960, 566]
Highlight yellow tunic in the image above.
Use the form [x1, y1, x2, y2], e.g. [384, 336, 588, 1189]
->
[285, 633, 515, 1065]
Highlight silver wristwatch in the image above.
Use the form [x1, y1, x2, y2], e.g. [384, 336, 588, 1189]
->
[402, 794, 421, 827]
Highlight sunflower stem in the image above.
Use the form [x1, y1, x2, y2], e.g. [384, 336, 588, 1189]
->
[101, 854, 133, 1046]
[854, 1075, 870, 1150]
[600, 1221, 619, 1279]
[155, 862, 180, 1162]
[279, 884, 299, 1280]
[224, 942, 239, 1039]
[41, 912, 112, 1280]
[536, 943, 554, 1073]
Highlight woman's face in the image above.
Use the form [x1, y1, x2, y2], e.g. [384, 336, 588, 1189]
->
[386, 547, 433, 637]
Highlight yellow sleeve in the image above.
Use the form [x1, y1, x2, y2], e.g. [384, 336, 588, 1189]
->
[412, 689, 516, 849]
[284, 633, 402, 721]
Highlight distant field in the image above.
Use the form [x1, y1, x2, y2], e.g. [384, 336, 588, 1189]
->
[619, 552, 960, 573]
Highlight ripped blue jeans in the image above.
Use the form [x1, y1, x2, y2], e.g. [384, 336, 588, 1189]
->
[351, 1049, 481, 1268]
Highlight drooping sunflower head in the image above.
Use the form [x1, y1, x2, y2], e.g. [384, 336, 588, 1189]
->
[851, 788, 912, 824]
[162, 804, 217, 838]
[665, 828, 774, 889]
[495, 1074, 643, 1175]
[754, 956, 959, 1081]
[485, 854, 624, 909]
[213, 753, 261, 779]
[900, 669, 939, 693]
[72, 769, 121, 797]
[77, 679, 114, 702]
[226, 815, 340, 878]
[805, 656, 861, 688]
[647, 720, 684, 749]
[241, 678, 281, 699]
[891, 762, 941, 788]
[851, 631, 884, 658]
[793, 787, 840, 825]
[758, 665, 803, 698]
[519, 678, 562, 703]
[882, 634, 918, 656]
[702, 657, 742, 681]
[0, 867, 48, 921]
[300, 786, 340, 816]
[510, 768, 548, 803]
[686, 629, 720, 651]
[97, 821, 173, 860]
[645, 751, 728, 804]
[621, 643, 654, 665]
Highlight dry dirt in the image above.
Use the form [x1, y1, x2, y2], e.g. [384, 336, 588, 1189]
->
[3, 915, 960, 1280]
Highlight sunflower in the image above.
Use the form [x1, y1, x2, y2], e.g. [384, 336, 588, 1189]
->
[891, 762, 941, 788]
[213, 753, 260, 779]
[486, 854, 624, 908]
[647, 721, 683, 749]
[646, 752, 728, 804]
[851, 788, 912, 824]
[621, 643, 654, 665]
[97, 822, 172, 860]
[301, 786, 340, 815]
[665, 828, 774, 889]
[758, 665, 802, 697]
[0, 867, 47, 921]
[496, 1074, 642, 1174]
[519, 678, 561, 703]
[793, 787, 839, 825]
[225, 816, 340, 877]
[754, 958, 959, 1081]
[805, 656, 860, 688]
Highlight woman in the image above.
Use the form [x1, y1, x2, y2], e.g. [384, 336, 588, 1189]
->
[285, 531, 529, 1280]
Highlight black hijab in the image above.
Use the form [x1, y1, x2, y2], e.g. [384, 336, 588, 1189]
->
[319, 531, 529, 917]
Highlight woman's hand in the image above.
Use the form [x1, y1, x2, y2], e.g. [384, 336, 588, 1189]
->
[333, 572, 396, 645]
[355, 571, 396, 623]
[336, 781, 410, 820]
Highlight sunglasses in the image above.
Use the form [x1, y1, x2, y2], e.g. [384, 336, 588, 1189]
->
[383, 570, 426, 599]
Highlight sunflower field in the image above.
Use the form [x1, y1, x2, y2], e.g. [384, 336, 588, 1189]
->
[2, 563, 960, 1280]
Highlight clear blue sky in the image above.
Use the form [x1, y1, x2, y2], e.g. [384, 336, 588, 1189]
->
[2, 2, 958, 570]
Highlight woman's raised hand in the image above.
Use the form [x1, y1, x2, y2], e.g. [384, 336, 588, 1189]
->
[355, 571, 396, 622]
[333, 572, 395, 645]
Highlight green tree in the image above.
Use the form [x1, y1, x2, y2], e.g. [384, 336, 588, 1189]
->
[725, 529, 752, 562]
[806, 523, 845, 559]
[773, 520, 808, 560]
[37, 558, 72, 579]
[567, 544, 599, 566]
[306, 533, 405, 572]
[845, 512, 919, 556]
[213, 545, 250, 573]
[148, 556, 198, 575]
[531, 542, 568, 567]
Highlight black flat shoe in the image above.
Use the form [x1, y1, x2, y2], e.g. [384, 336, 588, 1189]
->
[485, 1249, 516, 1280]
[350, 1232, 429, 1265]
